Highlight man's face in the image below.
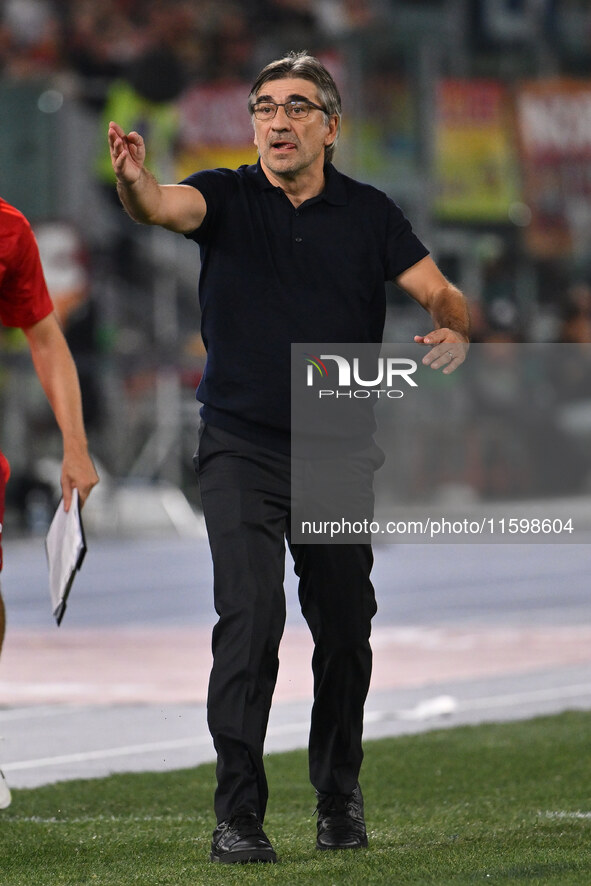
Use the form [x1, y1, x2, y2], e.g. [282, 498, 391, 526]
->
[252, 77, 338, 181]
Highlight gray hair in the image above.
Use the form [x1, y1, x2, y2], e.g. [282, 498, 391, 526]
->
[248, 50, 341, 163]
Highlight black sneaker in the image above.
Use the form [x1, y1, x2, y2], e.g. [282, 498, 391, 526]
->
[210, 811, 277, 864]
[315, 784, 368, 850]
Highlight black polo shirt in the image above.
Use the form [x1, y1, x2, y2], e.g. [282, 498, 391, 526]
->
[182, 160, 428, 452]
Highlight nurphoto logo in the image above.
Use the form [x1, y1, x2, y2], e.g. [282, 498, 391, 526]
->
[304, 352, 418, 399]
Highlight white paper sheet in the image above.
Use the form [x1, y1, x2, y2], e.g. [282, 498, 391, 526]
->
[45, 489, 87, 625]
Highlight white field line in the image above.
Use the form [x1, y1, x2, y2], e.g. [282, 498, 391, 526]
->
[545, 811, 591, 820]
[1, 815, 205, 824]
[454, 682, 591, 712]
[3, 683, 591, 775]
[1, 704, 97, 722]
[365, 683, 591, 723]
[2, 736, 212, 772]
[2, 720, 310, 774]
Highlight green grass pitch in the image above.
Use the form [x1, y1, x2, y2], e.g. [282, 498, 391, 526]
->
[1, 711, 590, 885]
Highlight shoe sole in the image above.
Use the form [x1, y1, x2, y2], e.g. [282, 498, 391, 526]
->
[316, 838, 369, 850]
[210, 850, 277, 864]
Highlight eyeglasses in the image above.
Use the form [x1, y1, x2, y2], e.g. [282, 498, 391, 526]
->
[251, 99, 328, 121]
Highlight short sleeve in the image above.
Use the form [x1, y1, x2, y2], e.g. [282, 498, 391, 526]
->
[384, 198, 429, 281]
[0, 214, 53, 328]
[180, 168, 239, 243]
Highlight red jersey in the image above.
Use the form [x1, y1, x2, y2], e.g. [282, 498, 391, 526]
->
[0, 198, 54, 570]
[0, 198, 54, 328]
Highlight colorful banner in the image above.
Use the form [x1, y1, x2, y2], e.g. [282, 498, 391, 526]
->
[176, 82, 257, 177]
[515, 78, 591, 257]
[434, 79, 520, 223]
[351, 75, 417, 186]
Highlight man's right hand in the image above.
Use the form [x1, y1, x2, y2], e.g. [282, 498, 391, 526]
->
[107, 120, 208, 233]
[108, 121, 145, 185]
[61, 448, 99, 512]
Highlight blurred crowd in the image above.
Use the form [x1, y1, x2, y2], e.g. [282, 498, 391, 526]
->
[2, 0, 591, 347]
[0, 0, 380, 96]
[464, 237, 591, 345]
[2, 0, 591, 506]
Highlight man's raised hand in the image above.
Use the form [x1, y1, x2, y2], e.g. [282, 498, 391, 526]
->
[108, 121, 145, 185]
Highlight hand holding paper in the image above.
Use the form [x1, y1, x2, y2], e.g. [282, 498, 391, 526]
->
[45, 489, 87, 625]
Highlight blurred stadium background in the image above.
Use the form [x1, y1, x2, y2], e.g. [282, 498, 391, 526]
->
[2, 0, 591, 792]
[1, 0, 591, 522]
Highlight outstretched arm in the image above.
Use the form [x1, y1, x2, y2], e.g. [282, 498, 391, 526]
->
[24, 313, 99, 510]
[108, 121, 207, 234]
[396, 255, 470, 374]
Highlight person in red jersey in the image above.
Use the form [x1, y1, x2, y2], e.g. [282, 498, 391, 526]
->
[0, 197, 99, 807]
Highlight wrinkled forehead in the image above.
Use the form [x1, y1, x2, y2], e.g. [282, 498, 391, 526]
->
[255, 76, 321, 104]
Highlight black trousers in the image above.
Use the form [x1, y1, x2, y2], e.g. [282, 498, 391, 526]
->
[196, 423, 377, 824]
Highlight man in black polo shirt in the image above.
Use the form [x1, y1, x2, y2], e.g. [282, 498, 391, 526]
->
[108, 51, 470, 864]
